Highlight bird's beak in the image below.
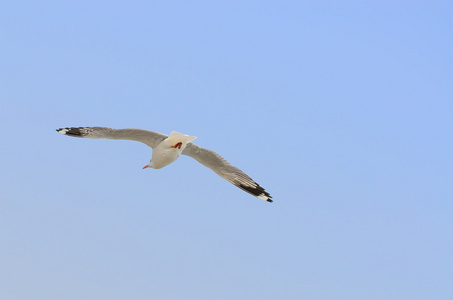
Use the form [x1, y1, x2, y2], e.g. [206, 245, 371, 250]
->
[143, 165, 149, 169]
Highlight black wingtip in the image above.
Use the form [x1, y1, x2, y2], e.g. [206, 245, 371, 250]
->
[236, 183, 273, 203]
[267, 199, 273, 203]
[56, 127, 86, 137]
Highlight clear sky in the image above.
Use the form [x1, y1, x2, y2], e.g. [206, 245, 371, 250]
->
[1, 1, 452, 299]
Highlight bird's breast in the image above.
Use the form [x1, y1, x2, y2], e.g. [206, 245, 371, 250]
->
[150, 144, 182, 169]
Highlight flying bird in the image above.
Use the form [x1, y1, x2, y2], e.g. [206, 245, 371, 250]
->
[56, 127, 272, 202]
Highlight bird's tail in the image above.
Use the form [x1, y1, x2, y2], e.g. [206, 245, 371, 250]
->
[167, 131, 197, 147]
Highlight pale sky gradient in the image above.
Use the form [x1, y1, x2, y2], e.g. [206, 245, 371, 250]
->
[1, 1, 452, 299]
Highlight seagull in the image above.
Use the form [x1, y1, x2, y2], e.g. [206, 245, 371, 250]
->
[56, 127, 273, 202]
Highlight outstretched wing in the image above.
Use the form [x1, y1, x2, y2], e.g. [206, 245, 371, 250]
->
[182, 143, 273, 202]
[56, 127, 167, 148]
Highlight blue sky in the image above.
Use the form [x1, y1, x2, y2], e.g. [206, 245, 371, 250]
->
[1, 1, 452, 299]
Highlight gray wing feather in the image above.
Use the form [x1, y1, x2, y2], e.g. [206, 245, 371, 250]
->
[182, 143, 272, 202]
[56, 127, 167, 148]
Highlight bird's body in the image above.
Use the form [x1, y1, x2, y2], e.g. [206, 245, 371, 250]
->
[147, 131, 197, 169]
[56, 127, 273, 202]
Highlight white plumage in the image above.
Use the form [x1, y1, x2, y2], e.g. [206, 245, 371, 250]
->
[147, 131, 197, 169]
